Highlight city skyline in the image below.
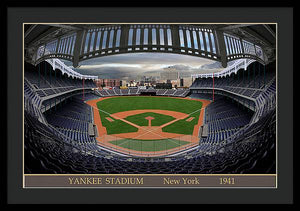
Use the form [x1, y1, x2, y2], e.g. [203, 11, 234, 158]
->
[63, 52, 226, 80]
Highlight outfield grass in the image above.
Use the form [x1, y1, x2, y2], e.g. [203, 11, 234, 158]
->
[125, 112, 175, 126]
[109, 138, 190, 152]
[96, 96, 203, 136]
[96, 96, 202, 114]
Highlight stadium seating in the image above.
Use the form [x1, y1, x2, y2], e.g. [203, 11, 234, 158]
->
[94, 88, 190, 98]
[24, 60, 276, 174]
[190, 63, 275, 100]
[25, 62, 96, 99]
[198, 96, 253, 145]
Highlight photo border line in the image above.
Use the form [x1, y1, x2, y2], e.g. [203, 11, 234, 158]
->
[22, 22, 278, 189]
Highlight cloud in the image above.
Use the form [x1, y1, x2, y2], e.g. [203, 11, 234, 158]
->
[164, 64, 192, 71]
[199, 61, 223, 69]
[62, 52, 225, 79]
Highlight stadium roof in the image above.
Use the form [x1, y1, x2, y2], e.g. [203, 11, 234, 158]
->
[24, 24, 276, 67]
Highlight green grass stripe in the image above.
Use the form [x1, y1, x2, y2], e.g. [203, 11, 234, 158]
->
[96, 96, 202, 114]
[125, 112, 175, 126]
[109, 138, 190, 152]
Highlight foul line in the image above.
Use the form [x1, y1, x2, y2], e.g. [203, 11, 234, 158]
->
[167, 138, 185, 146]
[116, 139, 132, 147]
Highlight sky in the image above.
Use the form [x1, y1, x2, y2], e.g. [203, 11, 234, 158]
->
[63, 52, 226, 80]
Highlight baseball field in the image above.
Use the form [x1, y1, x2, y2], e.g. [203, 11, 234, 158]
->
[86, 96, 210, 157]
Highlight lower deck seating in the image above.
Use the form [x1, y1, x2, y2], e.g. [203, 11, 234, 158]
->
[189, 94, 253, 145]
[44, 95, 98, 144]
[24, 107, 275, 174]
[94, 88, 190, 97]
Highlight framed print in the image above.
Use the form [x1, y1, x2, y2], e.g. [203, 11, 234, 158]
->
[6, 6, 293, 204]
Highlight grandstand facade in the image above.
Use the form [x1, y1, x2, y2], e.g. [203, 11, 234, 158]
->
[24, 24, 276, 175]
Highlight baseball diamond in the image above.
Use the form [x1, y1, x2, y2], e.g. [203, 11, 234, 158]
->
[85, 96, 210, 156]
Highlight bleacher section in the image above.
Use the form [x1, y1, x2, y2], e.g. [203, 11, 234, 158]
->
[44, 94, 98, 145]
[200, 96, 253, 145]
[190, 62, 275, 100]
[94, 88, 190, 98]
[25, 62, 96, 99]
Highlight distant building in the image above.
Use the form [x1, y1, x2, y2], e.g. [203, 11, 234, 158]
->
[128, 80, 137, 87]
[170, 80, 180, 88]
[155, 82, 172, 89]
[181, 77, 193, 87]
[95, 79, 120, 88]
[180, 78, 184, 87]
[160, 67, 179, 80]
[120, 80, 127, 87]
[169, 77, 193, 88]
[140, 76, 156, 87]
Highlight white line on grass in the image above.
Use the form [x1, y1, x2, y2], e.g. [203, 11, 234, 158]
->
[117, 139, 132, 147]
[167, 138, 184, 146]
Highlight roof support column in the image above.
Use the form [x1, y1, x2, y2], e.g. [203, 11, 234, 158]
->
[148, 27, 152, 47]
[164, 28, 168, 48]
[112, 28, 117, 49]
[183, 28, 188, 50]
[72, 30, 84, 68]
[120, 25, 130, 53]
[240, 38, 245, 54]
[171, 25, 180, 53]
[140, 27, 144, 48]
[55, 38, 60, 54]
[253, 62, 255, 88]
[156, 26, 160, 46]
[215, 30, 228, 68]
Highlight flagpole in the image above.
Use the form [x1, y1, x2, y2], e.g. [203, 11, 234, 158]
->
[212, 73, 214, 102]
[82, 77, 85, 101]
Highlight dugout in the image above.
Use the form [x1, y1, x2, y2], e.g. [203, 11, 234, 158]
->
[140, 90, 157, 96]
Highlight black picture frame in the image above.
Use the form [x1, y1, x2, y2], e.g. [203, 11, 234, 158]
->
[4, 5, 294, 204]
